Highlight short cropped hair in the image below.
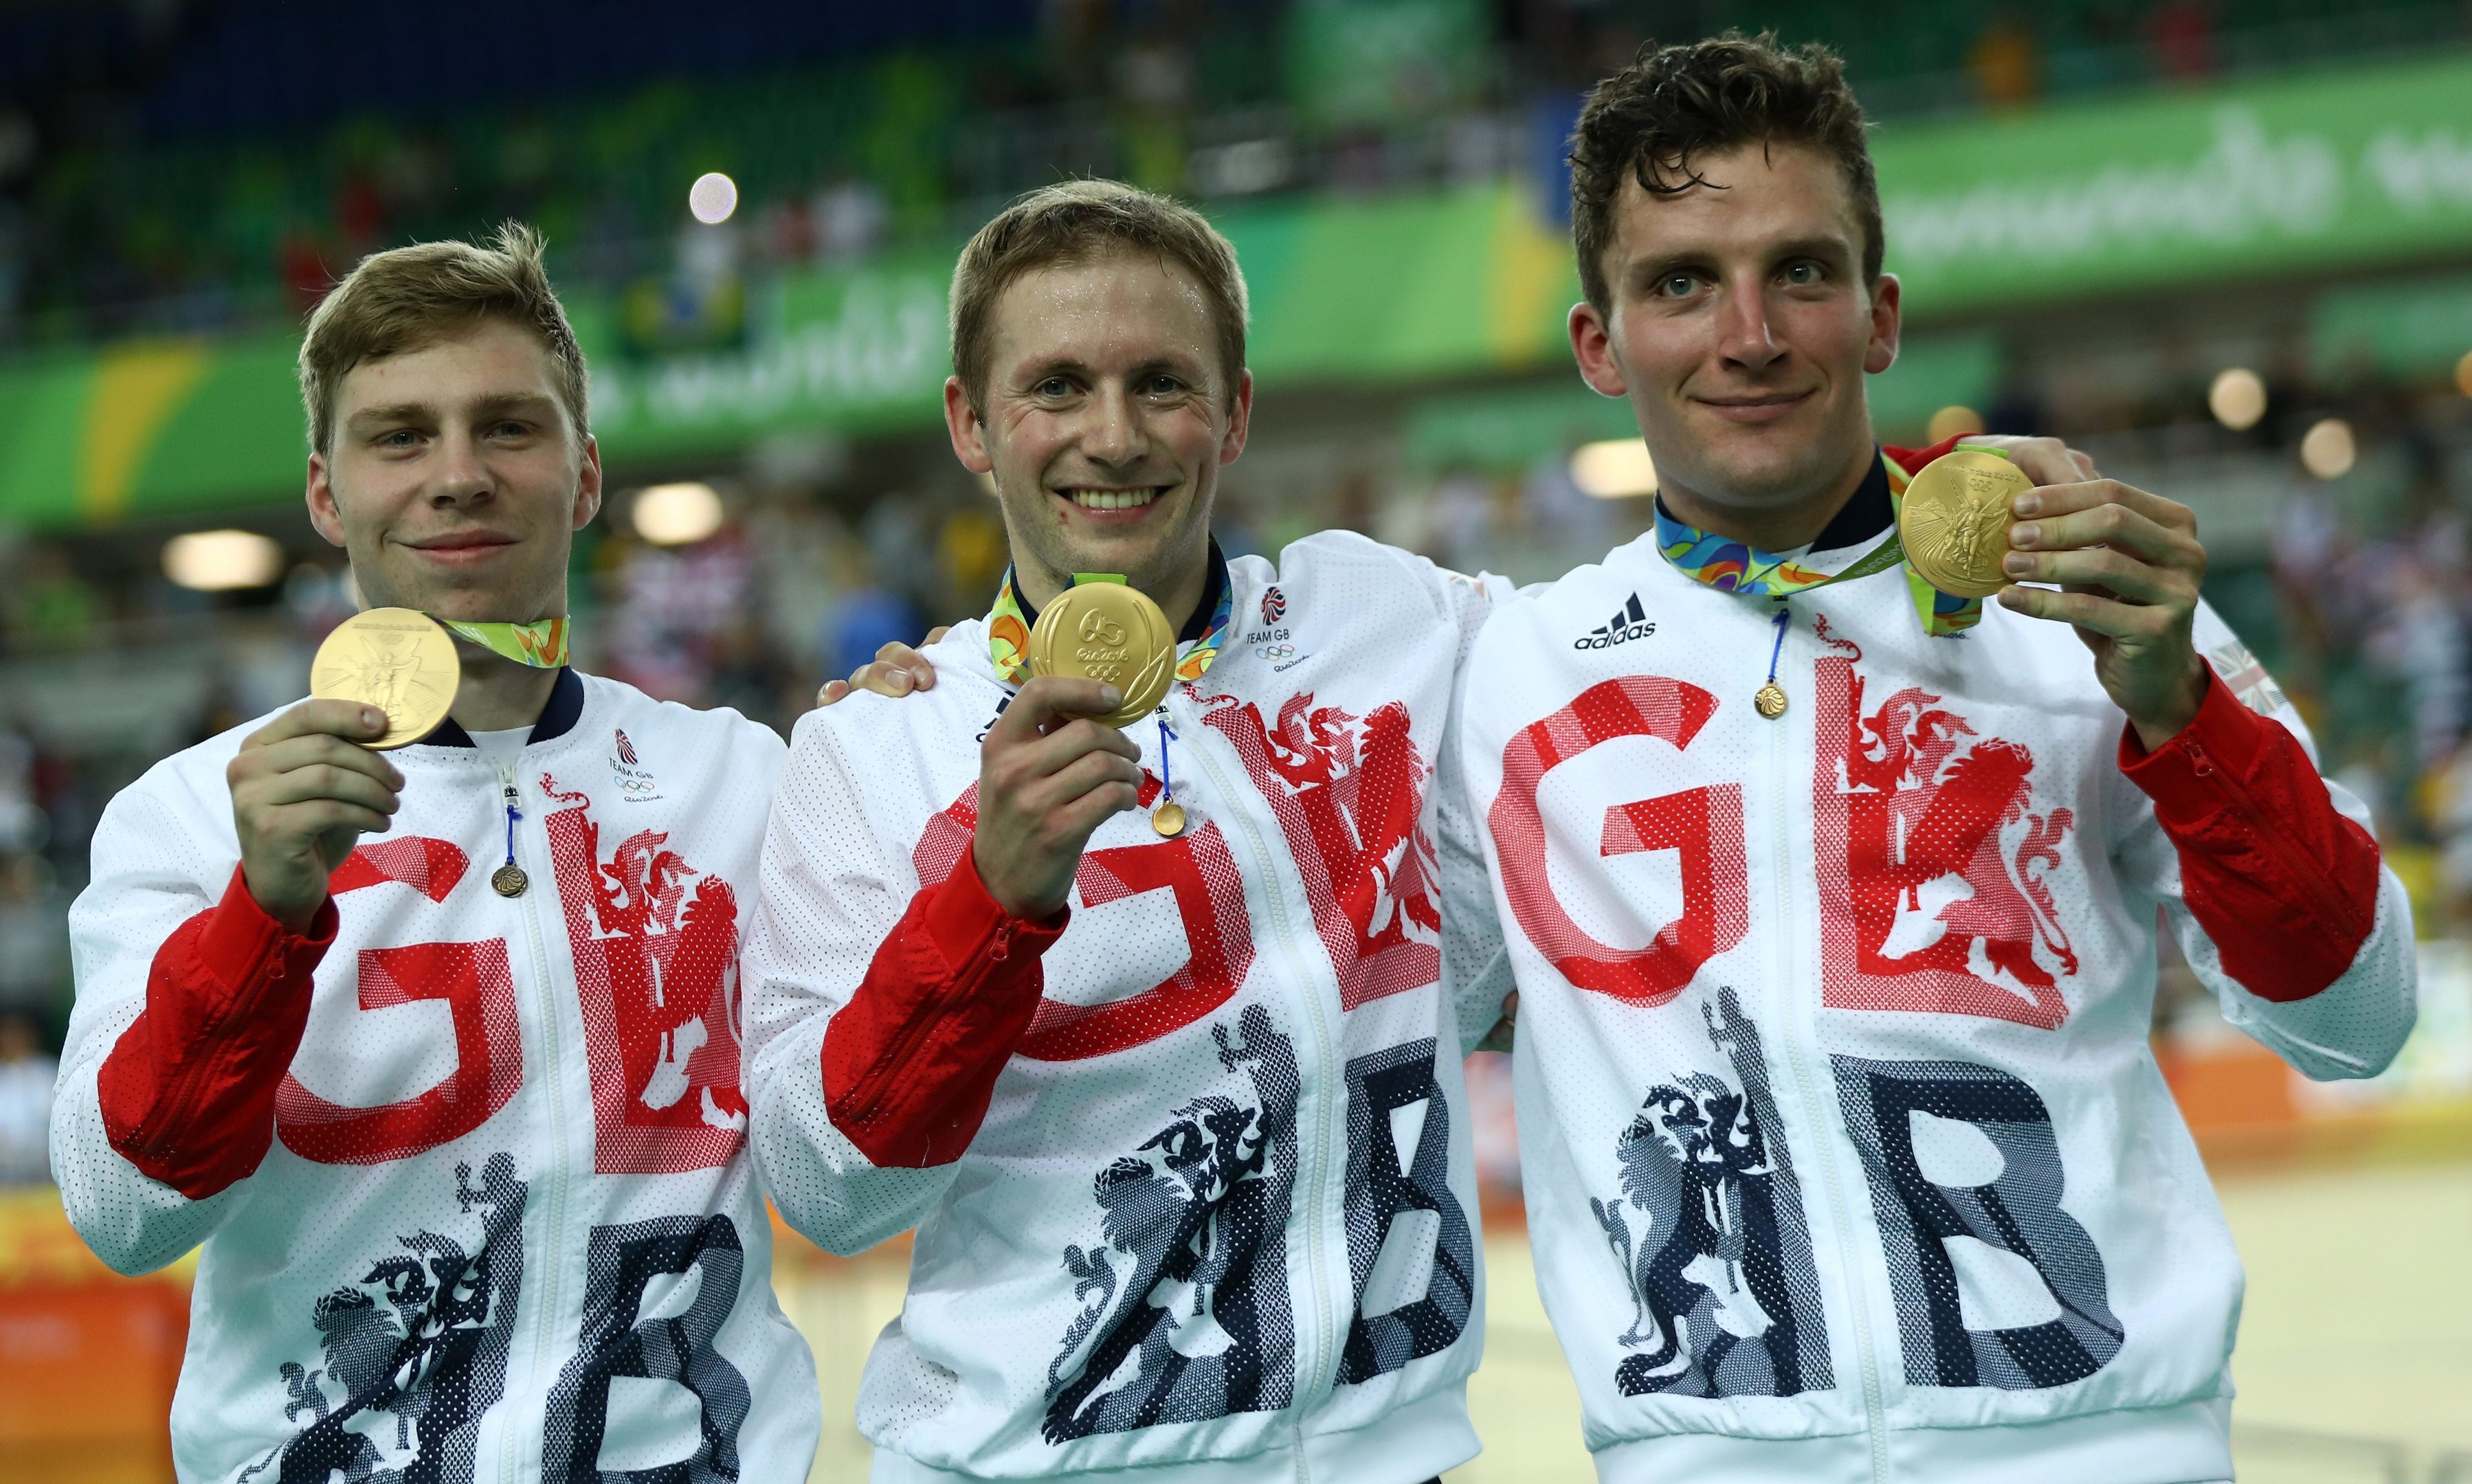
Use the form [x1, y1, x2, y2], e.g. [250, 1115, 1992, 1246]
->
[950, 180, 1249, 414]
[298, 222, 588, 456]
[1569, 32, 1882, 316]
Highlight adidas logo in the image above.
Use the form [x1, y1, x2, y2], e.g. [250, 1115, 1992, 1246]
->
[1574, 594, 1657, 650]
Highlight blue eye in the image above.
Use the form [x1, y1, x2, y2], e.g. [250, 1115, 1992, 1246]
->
[1660, 274, 1698, 298]
[1037, 377, 1073, 398]
[1783, 262, 1822, 286]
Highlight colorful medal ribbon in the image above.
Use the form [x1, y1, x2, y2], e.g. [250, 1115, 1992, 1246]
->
[986, 568, 1234, 686]
[434, 616, 570, 668]
[1653, 449, 1985, 638]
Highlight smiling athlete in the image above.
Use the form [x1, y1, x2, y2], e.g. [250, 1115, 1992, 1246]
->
[1455, 34, 2415, 1483]
[744, 181, 1509, 1483]
[51, 227, 819, 1482]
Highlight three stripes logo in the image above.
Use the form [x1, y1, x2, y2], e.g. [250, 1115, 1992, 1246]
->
[1574, 594, 1657, 650]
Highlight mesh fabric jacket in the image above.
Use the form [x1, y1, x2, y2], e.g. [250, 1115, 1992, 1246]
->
[1458, 521, 2414, 1484]
[52, 671, 821, 1483]
[744, 532, 1511, 1483]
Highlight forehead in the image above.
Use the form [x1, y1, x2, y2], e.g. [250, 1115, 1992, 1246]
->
[986, 252, 1218, 374]
[1604, 140, 1860, 265]
[335, 317, 564, 416]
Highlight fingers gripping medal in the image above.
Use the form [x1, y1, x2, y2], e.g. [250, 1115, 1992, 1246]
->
[1025, 578, 1182, 834]
[310, 608, 460, 749]
[1898, 449, 2034, 600]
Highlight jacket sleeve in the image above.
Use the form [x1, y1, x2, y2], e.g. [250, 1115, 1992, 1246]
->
[742, 708, 1067, 1257]
[2113, 606, 2416, 1079]
[51, 770, 336, 1275]
[1429, 565, 1515, 1057]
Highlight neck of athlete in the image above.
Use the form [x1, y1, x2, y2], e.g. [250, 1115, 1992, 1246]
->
[1655, 434, 1878, 553]
[449, 644, 561, 734]
[1015, 535, 1212, 637]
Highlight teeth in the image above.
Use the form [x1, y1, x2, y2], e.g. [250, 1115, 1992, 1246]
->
[1069, 488, 1159, 511]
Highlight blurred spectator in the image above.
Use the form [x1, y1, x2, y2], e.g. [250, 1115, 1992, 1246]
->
[2148, 0, 2217, 80]
[1967, 16, 2042, 109]
[0, 1010, 54, 1185]
[0, 852, 65, 1018]
[5, 546, 100, 653]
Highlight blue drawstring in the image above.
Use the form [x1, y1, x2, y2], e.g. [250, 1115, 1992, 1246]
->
[1157, 715, 1175, 804]
[1765, 605, 1790, 690]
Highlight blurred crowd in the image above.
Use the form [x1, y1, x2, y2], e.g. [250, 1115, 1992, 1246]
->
[3, 0, 2466, 348]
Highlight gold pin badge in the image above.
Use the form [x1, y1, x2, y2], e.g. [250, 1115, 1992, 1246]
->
[310, 608, 460, 749]
[1898, 449, 2035, 600]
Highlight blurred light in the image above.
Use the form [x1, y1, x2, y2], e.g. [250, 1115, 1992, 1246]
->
[2456, 348, 2472, 398]
[632, 482, 725, 545]
[1570, 439, 1657, 499]
[1926, 405, 1985, 443]
[164, 530, 284, 592]
[688, 172, 739, 225]
[2300, 418, 2356, 480]
[2208, 367, 2267, 431]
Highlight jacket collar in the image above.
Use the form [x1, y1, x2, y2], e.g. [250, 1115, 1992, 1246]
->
[419, 666, 585, 749]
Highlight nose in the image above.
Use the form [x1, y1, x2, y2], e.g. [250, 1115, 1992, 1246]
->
[1715, 276, 1786, 374]
[1081, 381, 1143, 468]
[429, 427, 493, 506]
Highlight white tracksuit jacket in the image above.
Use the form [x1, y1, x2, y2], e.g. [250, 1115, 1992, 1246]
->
[51, 669, 821, 1483]
[744, 533, 1511, 1483]
[1458, 524, 2417, 1484]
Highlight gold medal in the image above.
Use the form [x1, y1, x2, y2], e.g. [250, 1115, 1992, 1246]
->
[491, 864, 528, 897]
[311, 608, 460, 749]
[1755, 682, 1788, 719]
[1897, 449, 2033, 600]
[1025, 581, 1177, 728]
[1152, 801, 1188, 837]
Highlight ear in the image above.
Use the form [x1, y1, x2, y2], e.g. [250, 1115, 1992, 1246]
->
[305, 451, 348, 548]
[1218, 368, 1253, 466]
[1570, 301, 1630, 398]
[1863, 273, 1902, 376]
[571, 434, 605, 530]
[944, 376, 994, 475]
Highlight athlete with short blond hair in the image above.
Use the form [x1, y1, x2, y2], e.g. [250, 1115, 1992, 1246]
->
[53, 226, 821, 1483]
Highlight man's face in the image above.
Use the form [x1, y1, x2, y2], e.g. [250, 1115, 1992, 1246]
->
[307, 318, 601, 622]
[1570, 142, 1899, 522]
[945, 254, 1249, 600]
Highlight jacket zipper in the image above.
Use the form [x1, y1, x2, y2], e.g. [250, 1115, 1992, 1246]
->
[496, 759, 574, 1484]
[2179, 739, 2368, 943]
[836, 921, 1018, 1129]
[1761, 611, 1891, 1483]
[1171, 695, 1346, 1467]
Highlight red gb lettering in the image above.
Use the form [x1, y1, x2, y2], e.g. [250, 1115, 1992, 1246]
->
[1489, 677, 1747, 1006]
[1811, 640, 2079, 1029]
[542, 782, 750, 1175]
[914, 781, 1256, 1061]
[276, 837, 524, 1165]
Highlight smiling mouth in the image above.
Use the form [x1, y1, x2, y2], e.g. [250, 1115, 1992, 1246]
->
[1059, 486, 1167, 511]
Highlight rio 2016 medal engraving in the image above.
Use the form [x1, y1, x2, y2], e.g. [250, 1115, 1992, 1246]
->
[1025, 581, 1177, 728]
[311, 607, 460, 749]
[1899, 449, 2034, 599]
[1151, 800, 1187, 837]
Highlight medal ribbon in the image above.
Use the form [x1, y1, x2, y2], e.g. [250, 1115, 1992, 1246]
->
[435, 616, 570, 668]
[1653, 449, 1988, 638]
[986, 568, 1235, 687]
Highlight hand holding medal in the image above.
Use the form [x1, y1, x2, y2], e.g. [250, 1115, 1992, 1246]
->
[1964, 440, 2212, 748]
[973, 577, 1166, 919]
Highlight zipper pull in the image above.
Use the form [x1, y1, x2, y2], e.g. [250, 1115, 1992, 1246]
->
[491, 766, 530, 898]
[2183, 739, 2214, 778]
[990, 921, 1015, 963]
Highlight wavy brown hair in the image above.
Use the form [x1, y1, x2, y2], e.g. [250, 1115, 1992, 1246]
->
[1569, 32, 1882, 315]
